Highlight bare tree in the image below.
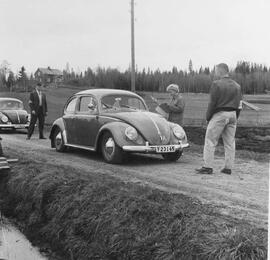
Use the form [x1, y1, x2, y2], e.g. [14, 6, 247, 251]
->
[0, 60, 11, 88]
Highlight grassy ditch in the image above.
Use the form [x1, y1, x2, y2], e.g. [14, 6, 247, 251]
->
[185, 126, 270, 154]
[0, 160, 267, 260]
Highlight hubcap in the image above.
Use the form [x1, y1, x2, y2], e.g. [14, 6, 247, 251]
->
[104, 137, 115, 157]
[55, 132, 62, 148]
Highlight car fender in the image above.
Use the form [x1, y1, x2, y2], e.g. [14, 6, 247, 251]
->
[95, 121, 136, 150]
[168, 122, 188, 144]
[49, 118, 67, 147]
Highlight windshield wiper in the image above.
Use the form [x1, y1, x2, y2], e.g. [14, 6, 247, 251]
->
[120, 104, 137, 110]
[101, 102, 113, 109]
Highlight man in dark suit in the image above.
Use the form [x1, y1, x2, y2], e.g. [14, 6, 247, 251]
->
[27, 83, 48, 139]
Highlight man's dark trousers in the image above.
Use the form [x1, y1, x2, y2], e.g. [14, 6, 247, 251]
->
[27, 107, 45, 138]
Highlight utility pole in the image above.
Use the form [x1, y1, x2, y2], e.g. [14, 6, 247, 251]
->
[130, 0, 136, 92]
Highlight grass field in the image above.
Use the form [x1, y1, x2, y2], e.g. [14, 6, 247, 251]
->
[145, 92, 270, 127]
[1, 86, 270, 127]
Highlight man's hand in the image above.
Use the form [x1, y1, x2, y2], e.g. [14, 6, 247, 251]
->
[31, 110, 36, 115]
[202, 121, 208, 130]
[45, 112, 48, 117]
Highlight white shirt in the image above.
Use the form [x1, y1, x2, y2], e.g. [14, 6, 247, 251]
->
[36, 89, 42, 106]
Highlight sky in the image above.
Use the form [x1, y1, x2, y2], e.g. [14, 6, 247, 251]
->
[0, 0, 270, 74]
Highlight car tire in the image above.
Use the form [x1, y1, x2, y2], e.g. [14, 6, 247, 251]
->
[0, 141, 3, 156]
[162, 150, 182, 161]
[53, 128, 66, 152]
[101, 132, 123, 164]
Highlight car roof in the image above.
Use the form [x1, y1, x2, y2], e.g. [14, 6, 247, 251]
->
[0, 97, 23, 103]
[76, 88, 141, 98]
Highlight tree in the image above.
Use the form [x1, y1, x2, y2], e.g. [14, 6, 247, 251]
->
[7, 71, 15, 91]
[65, 62, 70, 74]
[188, 59, 193, 74]
[204, 67, 210, 75]
[0, 60, 11, 88]
[84, 67, 95, 86]
[18, 66, 26, 79]
[17, 66, 28, 91]
[235, 61, 250, 75]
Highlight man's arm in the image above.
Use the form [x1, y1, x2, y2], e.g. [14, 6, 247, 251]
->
[28, 92, 35, 113]
[206, 83, 218, 121]
[167, 97, 185, 113]
[44, 94, 48, 115]
[236, 87, 243, 119]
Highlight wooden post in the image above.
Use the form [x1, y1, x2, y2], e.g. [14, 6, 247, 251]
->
[131, 0, 136, 92]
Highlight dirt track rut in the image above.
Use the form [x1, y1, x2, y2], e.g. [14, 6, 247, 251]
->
[1, 132, 269, 228]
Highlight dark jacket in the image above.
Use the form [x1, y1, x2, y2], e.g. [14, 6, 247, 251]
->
[206, 76, 242, 121]
[29, 90, 47, 115]
[167, 94, 185, 125]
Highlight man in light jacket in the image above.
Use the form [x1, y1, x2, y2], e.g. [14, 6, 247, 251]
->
[196, 63, 242, 175]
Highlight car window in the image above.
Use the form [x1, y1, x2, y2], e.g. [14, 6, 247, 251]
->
[101, 95, 147, 112]
[65, 97, 77, 114]
[78, 96, 97, 114]
[127, 98, 145, 110]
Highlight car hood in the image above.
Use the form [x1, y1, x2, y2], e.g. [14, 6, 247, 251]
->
[103, 111, 172, 145]
[1, 110, 29, 124]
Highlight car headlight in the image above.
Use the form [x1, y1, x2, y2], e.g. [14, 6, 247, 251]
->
[1, 114, 8, 123]
[125, 126, 138, 141]
[172, 125, 186, 139]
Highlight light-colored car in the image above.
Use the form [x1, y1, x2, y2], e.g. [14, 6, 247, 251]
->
[0, 98, 30, 130]
[49, 89, 189, 164]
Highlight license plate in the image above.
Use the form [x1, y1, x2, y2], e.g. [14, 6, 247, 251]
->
[14, 124, 26, 128]
[155, 145, 175, 153]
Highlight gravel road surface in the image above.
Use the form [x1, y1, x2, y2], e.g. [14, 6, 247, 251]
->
[1, 132, 268, 228]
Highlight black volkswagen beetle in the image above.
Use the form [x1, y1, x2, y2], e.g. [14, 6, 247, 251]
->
[0, 97, 30, 131]
[49, 89, 189, 164]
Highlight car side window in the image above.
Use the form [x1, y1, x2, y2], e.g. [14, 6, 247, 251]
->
[78, 96, 97, 114]
[128, 98, 143, 110]
[65, 98, 77, 114]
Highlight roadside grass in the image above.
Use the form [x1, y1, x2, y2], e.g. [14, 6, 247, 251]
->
[0, 159, 267, 260]
[185, 126, 270, 154]
[187, 142, 269, 162]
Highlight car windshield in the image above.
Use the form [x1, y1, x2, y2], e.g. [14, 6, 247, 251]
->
[0, 100, 24, 110]
[101, 94, 147, 112]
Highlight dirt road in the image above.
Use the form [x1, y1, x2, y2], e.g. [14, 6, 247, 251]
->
[1, 132, 269, 228]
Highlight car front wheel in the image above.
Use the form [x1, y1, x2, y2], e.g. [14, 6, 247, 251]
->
[101, 132, 123, 164]
[53, 128, 66, 152]
[162, 150, 182, 161]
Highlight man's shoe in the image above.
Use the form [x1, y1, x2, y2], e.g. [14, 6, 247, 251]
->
[221, 168, 232, 175]
[26, 136, 30, 140]
[195, 167, 213, 174]
[39, 136, 46, 139]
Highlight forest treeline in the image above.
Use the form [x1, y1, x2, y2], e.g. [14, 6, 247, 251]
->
[63, 61, 270, 94]
[1, 61, 270, 94]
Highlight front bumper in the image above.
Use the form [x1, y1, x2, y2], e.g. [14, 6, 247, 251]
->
[122, 141, 189, 153]
[0, 123, 29, 129]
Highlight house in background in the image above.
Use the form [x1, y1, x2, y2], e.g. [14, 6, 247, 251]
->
[34, 67, 63, 85]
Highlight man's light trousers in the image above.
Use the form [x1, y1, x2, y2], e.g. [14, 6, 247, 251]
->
[203, 111, 237, 169]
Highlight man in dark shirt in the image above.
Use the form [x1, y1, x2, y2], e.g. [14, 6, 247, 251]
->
[196, 63, 242, 175]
